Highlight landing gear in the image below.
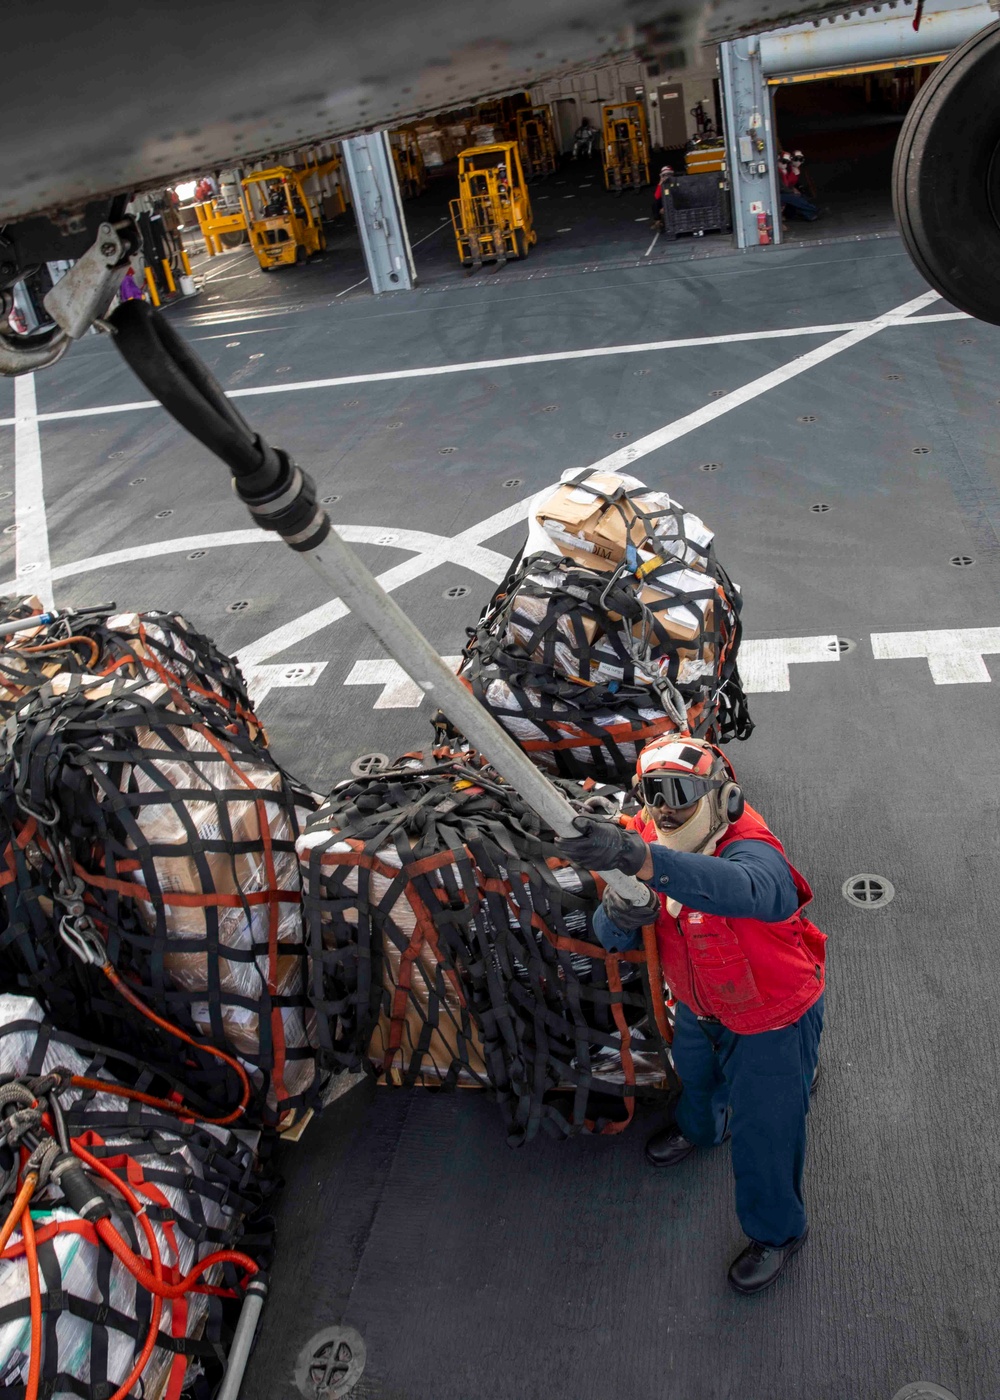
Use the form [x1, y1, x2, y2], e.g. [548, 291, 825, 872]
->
[893, 21, 1000, 324]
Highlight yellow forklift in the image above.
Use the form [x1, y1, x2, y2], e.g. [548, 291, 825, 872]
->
[601, 101, 650, 192]
[241, 161, 339, 270]
[390, 128, 427, 199]
[516, 105, 558, 179]
[450, 142, 536, 268]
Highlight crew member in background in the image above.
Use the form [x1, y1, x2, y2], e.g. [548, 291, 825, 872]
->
[556, 736, 826, 1295]
[651, 165, 674, 226]
[778, 150, 818, 222]
[572, 117, 596, 160]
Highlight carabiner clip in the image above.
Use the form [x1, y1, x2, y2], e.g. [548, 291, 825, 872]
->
[58, 913, 107, 968]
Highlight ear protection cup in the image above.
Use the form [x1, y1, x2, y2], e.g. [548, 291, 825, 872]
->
[720, 781, 745, 824]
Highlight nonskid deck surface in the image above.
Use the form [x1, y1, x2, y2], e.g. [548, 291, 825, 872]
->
[1, 236, 998, 1399]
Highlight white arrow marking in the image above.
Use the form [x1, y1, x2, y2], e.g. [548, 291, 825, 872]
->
[871, 628, 1000, 684]
[739, 636, 840, 692]
[244, 661, 329, 705]
[345, 657, 462, 708]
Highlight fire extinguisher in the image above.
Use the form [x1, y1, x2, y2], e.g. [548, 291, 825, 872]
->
[757, 210, 773, 245]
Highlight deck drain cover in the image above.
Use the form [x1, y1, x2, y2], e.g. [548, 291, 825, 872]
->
[129, 478, 145, 485]
[884, 373, 904, 381]
[827, 637, 855, 653]
[541, 405, 558, 412]
[912, 446, 931, 455]
[612, 431, 629, 439]
[959, 338, 974, 345]
[949, 555, 975, 567]
[346, 399, 359, 406]
[708, 389, 726, 398]
[811, 503, 831, 513]
[187, 550, 207, 560]
[276, 366, 291, 373]
[350, 752, 389, 778]
[226, 341, 240, 348]
[155, 510, 173, 519]
[295, 1325, 366, 1400]
[109, 451, 126, 459]
[633, 368, 651, 376]
[502, 478, 523, 488]
[226, 600, 251, 613]
[891, 1387, 959, 1400]
[798, 414, 817, 423]
[444, 584, 470, 598]
[0, 490, 11, 499]
[2, 525, 19, 535]
[321, 495, 340, 505]
[387, 421, 403, 428]
[699, 462, 723, 472]
[20, 563, 38, 573]
[439, 446, 457, 454]
[842, 874, 895, 909]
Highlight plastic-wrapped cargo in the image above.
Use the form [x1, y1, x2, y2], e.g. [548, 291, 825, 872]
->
[298, 751, 677, 1144]
[452, 468, 752, 784]
[0, 994, 271, 1400]
[0, 598, 259, 738]
[0, 669, 321, 1129]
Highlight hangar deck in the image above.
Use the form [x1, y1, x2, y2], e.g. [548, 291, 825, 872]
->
[2, 234, 997, 1400]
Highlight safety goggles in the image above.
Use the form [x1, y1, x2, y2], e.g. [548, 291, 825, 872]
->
[636, 772, 724, 811]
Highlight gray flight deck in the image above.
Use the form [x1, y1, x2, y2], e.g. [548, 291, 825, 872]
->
[2, 230, 998, 1400]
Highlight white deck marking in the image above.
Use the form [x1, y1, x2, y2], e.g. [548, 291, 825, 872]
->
[0, 303, 963, 429]
[13, 375, 53, 609]
[582, 290, 941, 477]
[739, 636, 840, 692]
[244, 660, 329, 704]
[345, 656, 462, 708]
[871, 628, 1000, 683]
[0, 524, 511, 596]
[235, 504, 528, 666]
[644, 231, 661, 258]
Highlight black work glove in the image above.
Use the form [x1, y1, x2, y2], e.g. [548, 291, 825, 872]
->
[555, 816, 649, 875]
[602, 883, 660, 931]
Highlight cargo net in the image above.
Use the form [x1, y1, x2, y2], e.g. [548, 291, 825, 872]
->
[0, 597, 260, 738]
[298, 752, 679, 1144]
[0, 994, 271, 1400]
[0, 666, 321, 1130]
[449, 470, 753, 785]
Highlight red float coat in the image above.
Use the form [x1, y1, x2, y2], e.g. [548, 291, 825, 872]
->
[632, 804, 827, 1035]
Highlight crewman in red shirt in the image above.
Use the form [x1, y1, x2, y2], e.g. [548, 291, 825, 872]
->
[556, 735, 826, 1294]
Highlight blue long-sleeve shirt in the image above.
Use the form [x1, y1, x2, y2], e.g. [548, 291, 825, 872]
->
[593, 839, 799, 953]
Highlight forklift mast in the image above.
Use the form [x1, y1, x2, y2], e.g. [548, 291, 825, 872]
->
[601, 101, 651, 192]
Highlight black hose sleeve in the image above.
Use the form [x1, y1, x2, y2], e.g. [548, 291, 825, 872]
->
[109, 300, 279, 487]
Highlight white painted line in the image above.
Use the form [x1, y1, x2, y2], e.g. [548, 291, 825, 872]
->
[557, 228, 572, 233]
[197, 250, 255, 285]
[410, 224, 450, 250]
[13, 375, 53, 610]
[0, 523, 511, 596]
[739, 636, 839, 692]
[583, 289, 941, 478]
[237, 498, 531, 664]
[634, 217, 648, 222]
[0, 304, 960, 429]
[871, 628, 1000, 683]
[244, 660, 328, 704]
[644, 231, 661, 258]
[336, 276, 369, 299]
[345, 656, 462, 708]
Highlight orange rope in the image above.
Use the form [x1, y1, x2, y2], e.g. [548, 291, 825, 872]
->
[0, 1172, 36, 1254]
[22, 1206, 41, 1400]
[20, 635, 101, 668]
[97, 962, 250, 1125]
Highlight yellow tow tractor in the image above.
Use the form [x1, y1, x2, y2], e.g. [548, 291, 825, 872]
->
[516, 106, 558, 179]
[390, 129, 427, 199]
[241, 162, 337, 270]
[450, 141, 536, 268]
[601, 101, 650, 192]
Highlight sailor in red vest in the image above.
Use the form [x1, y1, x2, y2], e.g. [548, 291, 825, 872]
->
[555, 735, 826, 1295]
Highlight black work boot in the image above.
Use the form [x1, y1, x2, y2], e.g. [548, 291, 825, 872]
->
[727, 1226, 809, 1295]
[645, 1119, 730, 1168]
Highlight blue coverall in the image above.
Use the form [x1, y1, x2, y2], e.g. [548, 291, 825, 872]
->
[595, 839, 824, 1246]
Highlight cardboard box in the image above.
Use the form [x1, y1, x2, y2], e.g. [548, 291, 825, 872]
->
[535, 474, 714, 573]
